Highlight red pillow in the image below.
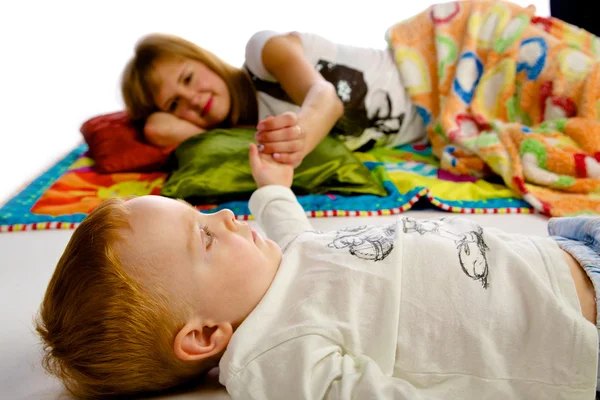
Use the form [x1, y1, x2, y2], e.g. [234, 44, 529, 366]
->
[80, 111, 173, 173]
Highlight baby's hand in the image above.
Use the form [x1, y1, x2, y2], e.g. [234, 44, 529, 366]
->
[249, 143, 294, 188]
[255, 112, 306, 168]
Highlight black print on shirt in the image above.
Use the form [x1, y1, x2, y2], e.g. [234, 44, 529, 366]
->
[315, 60, 404, 139]
[401, 217, 490, 289]
[327, 224, 396, 261]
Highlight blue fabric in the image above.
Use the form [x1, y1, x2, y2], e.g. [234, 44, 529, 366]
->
[0, 143, 532, 228]
[549, 217, 600, 389]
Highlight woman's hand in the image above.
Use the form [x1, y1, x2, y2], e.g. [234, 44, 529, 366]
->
[255, 33, 344, 168]
[255, 112, 306, 168]
[249, 143, 294, 188]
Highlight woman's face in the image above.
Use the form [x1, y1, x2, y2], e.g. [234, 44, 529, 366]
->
[151, 58, 231, 129]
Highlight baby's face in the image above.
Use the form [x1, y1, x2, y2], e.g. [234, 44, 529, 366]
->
[120, 195, 281, 325]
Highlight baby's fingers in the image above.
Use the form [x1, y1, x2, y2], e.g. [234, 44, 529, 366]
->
[248, 143, 262, 171]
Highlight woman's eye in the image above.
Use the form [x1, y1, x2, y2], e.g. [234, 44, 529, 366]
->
[184, 73, 192, 85]
[169, 98, 179, 112]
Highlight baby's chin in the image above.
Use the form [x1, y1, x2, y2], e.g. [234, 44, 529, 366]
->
[265, 238, 283, 264]
[265, 238, 282, 253]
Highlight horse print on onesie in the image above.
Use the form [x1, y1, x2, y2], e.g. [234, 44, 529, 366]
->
[401, 217, 491, 289]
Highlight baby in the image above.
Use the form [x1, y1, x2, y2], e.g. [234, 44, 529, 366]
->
[37, 143, 599, 399]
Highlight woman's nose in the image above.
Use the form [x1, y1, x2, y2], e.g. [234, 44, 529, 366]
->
[189, 93, 202, 107]
[178, 87, 199, 105]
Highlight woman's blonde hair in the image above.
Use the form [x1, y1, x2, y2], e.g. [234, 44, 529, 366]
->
[121, 33, 258, 126]
[35, 198, 215, 399]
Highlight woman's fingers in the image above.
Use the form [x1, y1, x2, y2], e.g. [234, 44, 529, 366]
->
[272, 152, 303, 167]
[256, 125, 304, 143]
[257, 139, 304, 155]
[257, 112, 297, 131]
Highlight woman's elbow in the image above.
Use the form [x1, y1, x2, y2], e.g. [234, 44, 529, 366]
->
[144, 115, 173, 148]
[333, 94, 344, 119]
[324, 81, 344, 118]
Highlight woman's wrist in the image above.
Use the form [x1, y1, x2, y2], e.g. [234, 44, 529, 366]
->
[297, 84, 343, 154]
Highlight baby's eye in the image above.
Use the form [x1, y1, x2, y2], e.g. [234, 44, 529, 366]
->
[202, 225, 213, 249]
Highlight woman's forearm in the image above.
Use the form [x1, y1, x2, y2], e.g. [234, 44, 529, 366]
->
[296, 81, 344, 155]
[144, 112, 204, 148]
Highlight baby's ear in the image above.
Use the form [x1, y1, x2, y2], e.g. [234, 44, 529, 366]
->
[173, 319, 233, 361]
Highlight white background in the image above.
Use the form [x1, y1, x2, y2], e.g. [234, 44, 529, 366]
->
[0, 2, 553, 398]
[0, 0, 550, 203]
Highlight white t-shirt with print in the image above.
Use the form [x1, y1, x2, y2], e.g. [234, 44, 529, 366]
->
[244, 30, 426, 150]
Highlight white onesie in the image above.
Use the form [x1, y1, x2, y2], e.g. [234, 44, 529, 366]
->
[219, 185, 598, 399]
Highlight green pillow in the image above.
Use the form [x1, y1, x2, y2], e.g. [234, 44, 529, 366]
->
[160, 128, 387, 203]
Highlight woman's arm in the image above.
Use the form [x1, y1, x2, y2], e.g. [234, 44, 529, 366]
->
[144, 112, 205, 148]
[256, 32, 344, 167]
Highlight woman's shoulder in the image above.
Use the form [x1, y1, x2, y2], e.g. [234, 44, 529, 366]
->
[245, 30, 336, 62]
[245, 31, 282, 80]
[246, 30, 280, 48]
[245, 30, 306, 80]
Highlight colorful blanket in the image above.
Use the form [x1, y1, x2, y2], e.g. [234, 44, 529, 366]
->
[0, 143, 531, 232]
[387, 0, 600, 216]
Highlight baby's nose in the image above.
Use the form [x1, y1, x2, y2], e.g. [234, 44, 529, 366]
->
[213, 209, 237, 230]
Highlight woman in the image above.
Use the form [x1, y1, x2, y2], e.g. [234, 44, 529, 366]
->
[121, 31, 426, 167]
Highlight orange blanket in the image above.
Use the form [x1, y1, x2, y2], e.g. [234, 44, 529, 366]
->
[387, 0, 600, 216]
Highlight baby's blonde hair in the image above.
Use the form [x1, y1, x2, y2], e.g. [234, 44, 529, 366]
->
[35, 198, 214, 399]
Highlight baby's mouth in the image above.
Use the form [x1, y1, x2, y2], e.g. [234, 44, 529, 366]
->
[250, 228, 259, 243]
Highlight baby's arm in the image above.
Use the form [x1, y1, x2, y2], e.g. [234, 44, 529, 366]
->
[248, 143, 312, 248]
[226, 335, 436, 400]
[249, 185, 312, 249]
